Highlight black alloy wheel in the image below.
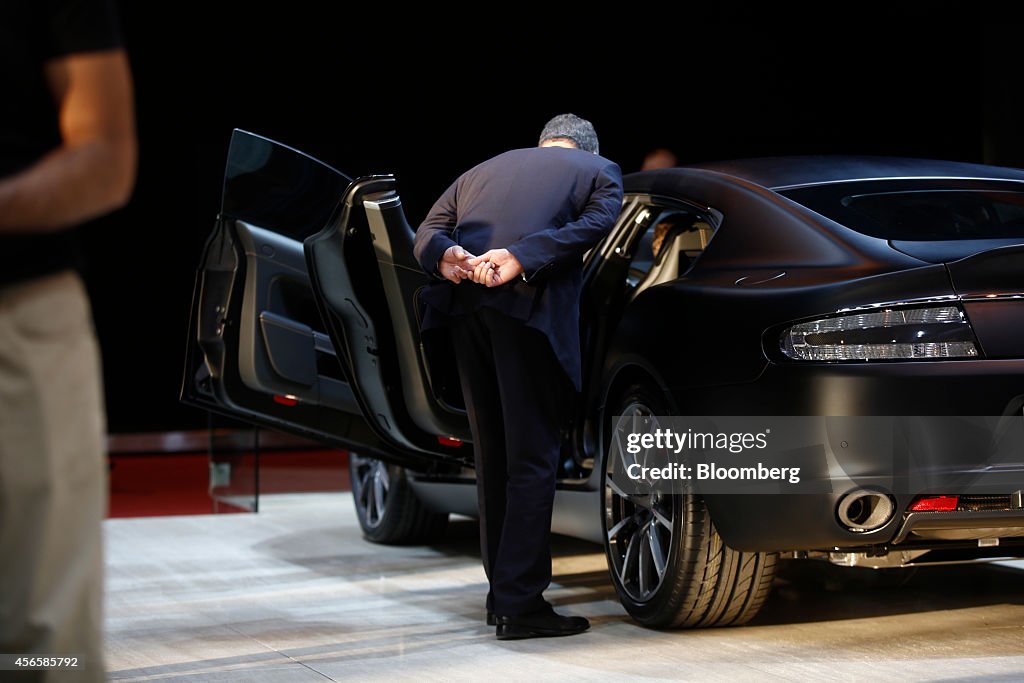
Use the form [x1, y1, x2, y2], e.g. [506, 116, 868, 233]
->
[349, 453, 449, 544]
[601, 382, 777, 628]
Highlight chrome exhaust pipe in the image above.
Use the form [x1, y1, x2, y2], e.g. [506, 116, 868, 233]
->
[837, 490, 895, 532]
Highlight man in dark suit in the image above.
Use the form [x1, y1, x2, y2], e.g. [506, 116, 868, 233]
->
[413, 114, 623, 640]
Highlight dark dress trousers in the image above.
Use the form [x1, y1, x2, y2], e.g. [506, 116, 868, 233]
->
[413, 146, 623, 616]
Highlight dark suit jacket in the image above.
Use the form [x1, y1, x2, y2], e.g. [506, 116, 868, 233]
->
[413, 145, 624, 391]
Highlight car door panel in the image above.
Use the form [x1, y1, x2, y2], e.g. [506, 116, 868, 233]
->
[305, 177, 471, 458]
[182, 132, 408, 462]
[363, 195, 469, 430]
[258, 310, 318, 388]
[234, 221, 330, 403]
[231, 221, 356, 413]
[183, 129, 467, 467]
[183, 214, 390, 451]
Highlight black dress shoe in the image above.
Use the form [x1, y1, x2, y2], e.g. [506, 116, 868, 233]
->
[495, 608, 590, 640]
[486, 610, 496, 626]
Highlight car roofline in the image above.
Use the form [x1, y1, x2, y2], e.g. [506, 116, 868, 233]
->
[769, 175, 1024, 192]
[649, 155, 1024, 191]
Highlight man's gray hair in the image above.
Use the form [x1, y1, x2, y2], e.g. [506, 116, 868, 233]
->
[538, 113, 600, 155]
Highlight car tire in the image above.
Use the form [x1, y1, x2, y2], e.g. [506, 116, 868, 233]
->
[349, 453, 448, 545]
[601, 382, 777, 628]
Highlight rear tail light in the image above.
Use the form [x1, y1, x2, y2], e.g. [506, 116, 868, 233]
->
[909, 495, 959, 511]
[780, 305, 979, 361]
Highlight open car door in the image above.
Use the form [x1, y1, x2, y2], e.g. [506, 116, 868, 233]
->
[181, 130, 469, 467]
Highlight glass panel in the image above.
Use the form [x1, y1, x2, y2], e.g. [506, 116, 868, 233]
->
[206, 417, 350, 513]
[843, 190, 1024, 241]
[207, 416, 260, 513]
[782, 181, 1024, 242]
[221, 129, 352, 240]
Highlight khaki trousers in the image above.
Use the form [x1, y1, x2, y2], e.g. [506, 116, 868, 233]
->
[0, 271, 106, 682]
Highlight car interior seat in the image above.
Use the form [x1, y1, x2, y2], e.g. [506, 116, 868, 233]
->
[635, 216, 710, 294]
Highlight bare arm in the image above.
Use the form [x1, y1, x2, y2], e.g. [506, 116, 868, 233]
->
[0, 49, 136, 233]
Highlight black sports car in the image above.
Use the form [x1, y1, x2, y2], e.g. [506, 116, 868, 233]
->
[182, 130, 1024, 628]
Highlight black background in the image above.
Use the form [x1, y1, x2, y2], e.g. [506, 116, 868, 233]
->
[81, 5, 1024, 433]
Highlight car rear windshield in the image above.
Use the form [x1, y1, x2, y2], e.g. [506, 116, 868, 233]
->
[780, 180, 1024, 241]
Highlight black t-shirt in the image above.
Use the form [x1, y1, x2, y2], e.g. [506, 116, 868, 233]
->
[0, 0, 123, 287]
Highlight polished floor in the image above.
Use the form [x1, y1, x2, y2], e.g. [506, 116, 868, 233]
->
[104, 493, 1024, 682]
